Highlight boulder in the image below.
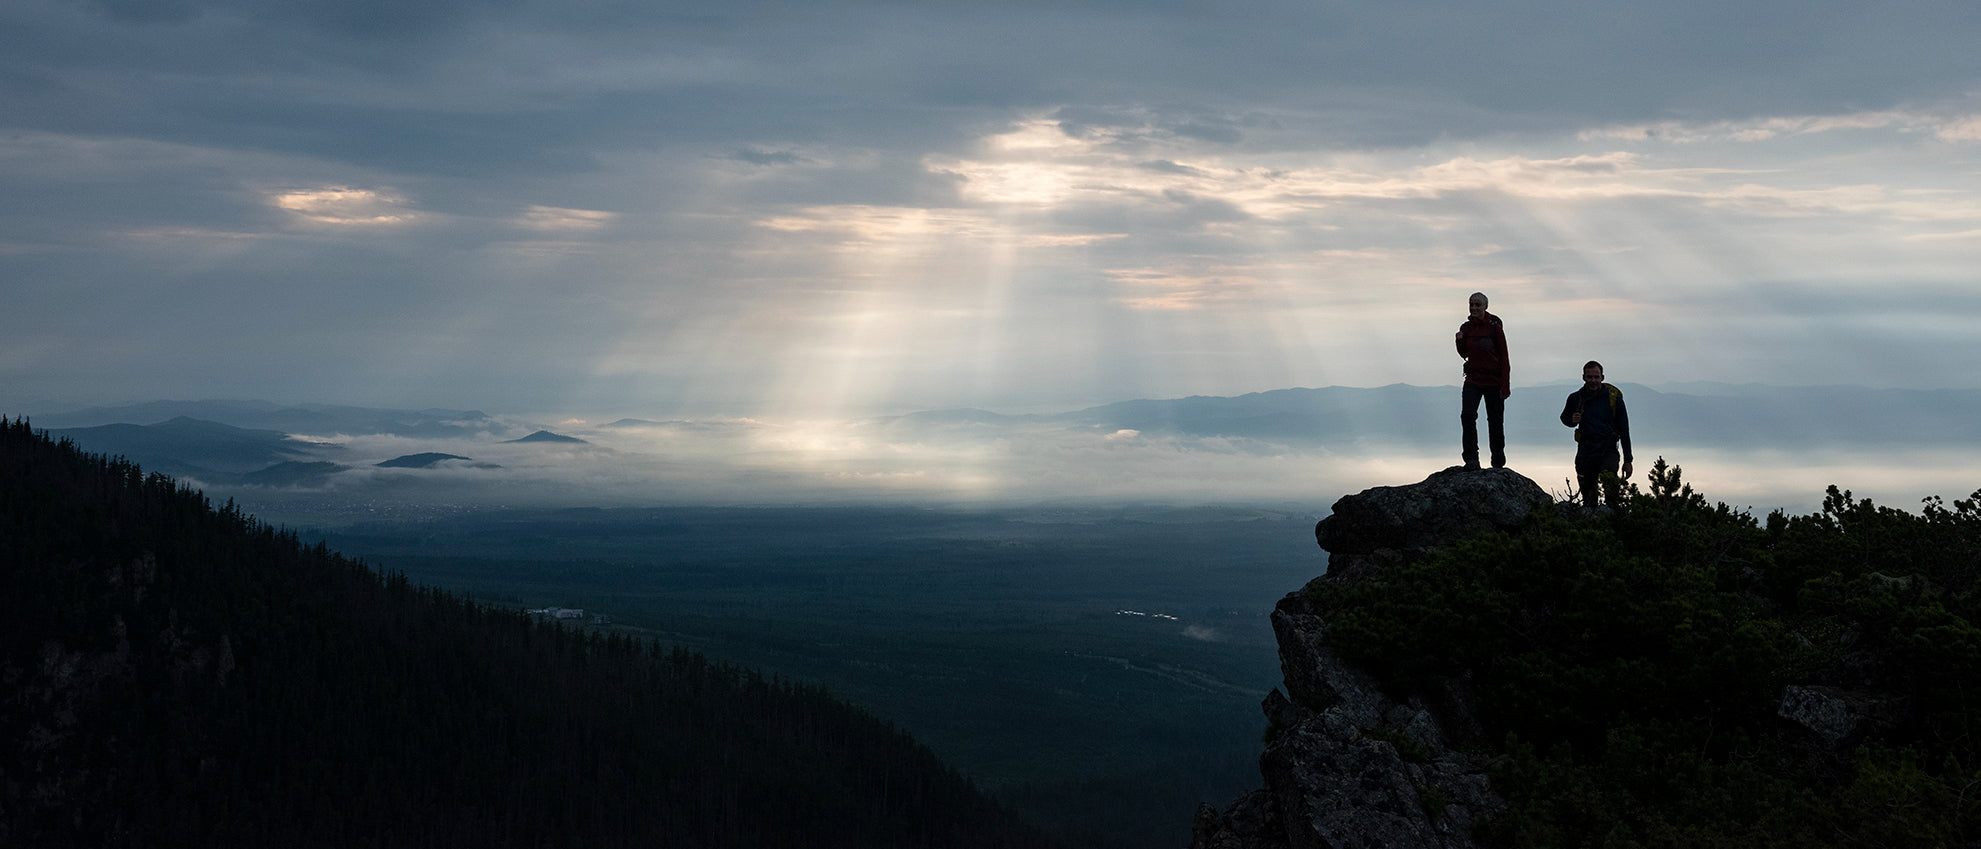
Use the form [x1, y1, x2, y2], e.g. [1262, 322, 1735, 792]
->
[1778, 684, 1904, 747]
[1314, 466, 1552, 580]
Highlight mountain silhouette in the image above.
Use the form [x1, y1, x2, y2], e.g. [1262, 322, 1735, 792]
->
[377, 452, 482, 469]
[502, 430, 587, 444]
[46, 416, 318, 477]
[240, 460, 348, 487]
[33, 400, 494, 437]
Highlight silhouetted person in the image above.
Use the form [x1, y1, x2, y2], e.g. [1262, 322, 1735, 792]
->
[1561, 360, 1633, 507]
[1455, 292, 1510, 469]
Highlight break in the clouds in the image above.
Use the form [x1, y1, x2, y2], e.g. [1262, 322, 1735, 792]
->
[3, 0, 1980, 418]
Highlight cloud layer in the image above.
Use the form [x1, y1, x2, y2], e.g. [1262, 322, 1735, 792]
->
[4, 0, 1980, 418]
[212, 409, 1981, 528]
[71, 385, 1969, 527]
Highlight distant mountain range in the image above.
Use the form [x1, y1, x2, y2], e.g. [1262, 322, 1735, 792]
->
[32, 410, 569, 487]
[44, 416, 323, 478]
[31, 400, 495, 437]
[877, 383, 1981, 450]
[25, 385, 1981, 491]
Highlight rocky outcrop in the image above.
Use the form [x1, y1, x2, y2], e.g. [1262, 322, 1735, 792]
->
[1777, 684, 1905, 748]
[1313, 466, 1551, 582]
[1194, 467, 1552, 849]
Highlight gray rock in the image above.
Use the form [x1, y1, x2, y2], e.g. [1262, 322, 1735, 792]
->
[1778, 684, 1904, 747]
[1314, 466, 1551, 579]
[1779, 685, 1859, 743]
[1257, 691, 1497, 849]
[1197, 686, 1502, 849]
[1272, 587, 1389, 722]
[1195, 469, 1531, 849]
[1193, 790, 1288, 849]
[1265, 704, 1439, 848]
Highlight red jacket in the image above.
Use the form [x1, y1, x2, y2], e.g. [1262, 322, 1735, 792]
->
[1456, 312, 1510, 389]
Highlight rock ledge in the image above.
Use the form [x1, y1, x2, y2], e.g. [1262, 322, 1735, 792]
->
[1193, 467, 1552, 849]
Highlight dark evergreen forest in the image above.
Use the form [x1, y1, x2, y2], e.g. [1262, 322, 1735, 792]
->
[0, 418, 1061, 848]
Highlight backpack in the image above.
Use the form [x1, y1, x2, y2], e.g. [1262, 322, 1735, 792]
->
[1574, 384, 1621, 443]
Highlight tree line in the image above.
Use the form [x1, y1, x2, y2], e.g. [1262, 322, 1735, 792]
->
[0, 417, 1061, 848]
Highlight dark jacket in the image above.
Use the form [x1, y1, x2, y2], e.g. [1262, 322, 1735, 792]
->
[1456, 313, 1509, 389]
[1561, 383, 1632, 463]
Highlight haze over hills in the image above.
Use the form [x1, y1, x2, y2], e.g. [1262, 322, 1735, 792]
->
[240, 460, 349, 488]
[1057, 383, 1981, 449]
[31, 400, 497, 437]
[34, 384, 1981, 450]
[24, 383, 1981, 518]
[836, 383, 1981, 451]
[44, 416, 323, 479]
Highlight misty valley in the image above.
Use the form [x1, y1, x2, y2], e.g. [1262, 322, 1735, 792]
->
[301, 504, 1317, 846]
[20, 384, 1981, 845]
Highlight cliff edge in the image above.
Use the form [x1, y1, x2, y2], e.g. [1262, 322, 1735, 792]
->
[1193, 466, 1551, 849]
[1196, 461, 1981, 848]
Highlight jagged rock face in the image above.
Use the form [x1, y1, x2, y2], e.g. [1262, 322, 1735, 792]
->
[1271, 587, 1390, 731]
[1195, 468, 1547, 849]
[1257, 691, 1497, 849]
[1192, 791, 1281, 849]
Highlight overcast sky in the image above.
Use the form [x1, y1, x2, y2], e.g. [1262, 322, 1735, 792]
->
[6, 0, 1980, 419]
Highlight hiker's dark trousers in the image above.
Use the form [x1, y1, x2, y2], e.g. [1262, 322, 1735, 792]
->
[1461, 382, 1505, 468]
[1575, 444, 1621, 507]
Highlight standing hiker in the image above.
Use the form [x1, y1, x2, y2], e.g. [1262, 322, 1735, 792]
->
[1560, 360, 1633, 507]
[1456, 292, 1510, 470]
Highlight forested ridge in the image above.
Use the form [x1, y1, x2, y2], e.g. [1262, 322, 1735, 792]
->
[1312, 461, 1981, 847]
[0, 418, 1059, 848]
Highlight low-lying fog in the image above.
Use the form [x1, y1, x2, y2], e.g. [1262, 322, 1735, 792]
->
[32, 385, 1980, 526]
[212, 410, 1978, 527]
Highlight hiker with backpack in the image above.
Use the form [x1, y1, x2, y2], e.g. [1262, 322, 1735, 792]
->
[1561, 360, 1633, 508]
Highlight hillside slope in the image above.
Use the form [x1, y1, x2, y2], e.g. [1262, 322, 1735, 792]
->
[0, 418, 1056, 848]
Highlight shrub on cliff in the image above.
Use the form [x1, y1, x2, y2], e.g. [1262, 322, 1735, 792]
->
[1309, 459, 1981, 847]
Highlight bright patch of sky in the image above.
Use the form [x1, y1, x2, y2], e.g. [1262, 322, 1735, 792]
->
[3, 0, 1979, 422]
